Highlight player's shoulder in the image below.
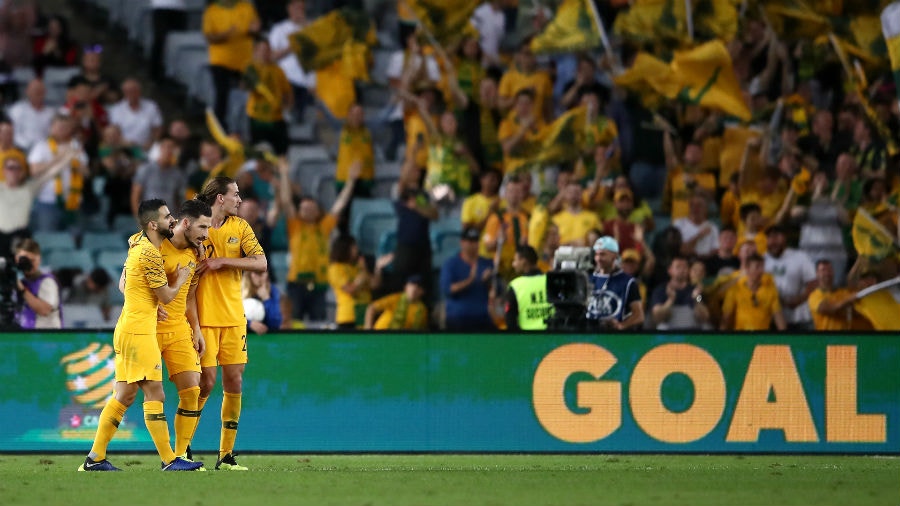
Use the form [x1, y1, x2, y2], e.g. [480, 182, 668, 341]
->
[220, 215, 253, 234]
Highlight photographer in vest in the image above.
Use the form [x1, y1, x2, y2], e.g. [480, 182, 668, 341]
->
[505, 245, 553, 331]
[14, 238, 62, 329]
[586, 236, 643, 330]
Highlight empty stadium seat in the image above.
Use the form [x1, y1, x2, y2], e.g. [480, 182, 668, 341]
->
[349, 198, 394, 238]
[372, 176, 398, 199]
[268, 250, 290, 289]
[95, 250, 127, 274]
[164, 31, 207, 80]
[32, 231, 76, 252]
[432, 231, 461, 269]
[44, 249, 93, 271]
[43, 67, 82, 106]
[82, 232, 128, 253]
[63, 304, 108, 329]
[312, 173, 337, 211]
[357, 214, 397, 257]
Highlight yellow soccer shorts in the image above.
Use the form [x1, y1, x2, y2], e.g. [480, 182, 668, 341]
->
[113, 329, 163, 383]
[200, 326, 248, 368]
[157, 328, 201, 378]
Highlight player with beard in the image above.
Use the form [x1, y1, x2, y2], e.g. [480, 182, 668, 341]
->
[80, 199, 203, 472]
[130, 199, 213, 460]
[585, 236, 644, 330]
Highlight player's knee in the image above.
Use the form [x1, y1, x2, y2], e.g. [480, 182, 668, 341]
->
[114, 387, 138, 406]
[199, 371, 216, 396]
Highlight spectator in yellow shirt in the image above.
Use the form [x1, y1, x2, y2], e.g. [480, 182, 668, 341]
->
[662, 130, 717, 221]
[808, 259, 856, 331]
[0, 119, 26, 183]
[461, 169, 502, 234]
[551, 181, 601, 246]
[483, 175, 529, 281]
[244, 39, 293, 156]
[203, 0, 260, 127]
[364, 275, 428, 330]
[498, 88, 545, 174]
[327, 235, 388, 330]
[497, 43, 553, 122]
[721, 253, 787, 331]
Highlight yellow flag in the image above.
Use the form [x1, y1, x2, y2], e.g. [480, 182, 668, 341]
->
[531, 0, 602, 54]
[613, 52, 681, 108]
[854, 290, 900, 330]
[765, 0, 831, 40]
[406, 0, 480, 47]
[315, 61, 357, 119]
[852, 207, 898, 259]
[614, 0, 686, 46]
[290, 8, 374, 71]
[673, 0, 739, 42]
[718, 126, 762, 188]
[507, 107, 589, 173]
[671, 40, 751, 120]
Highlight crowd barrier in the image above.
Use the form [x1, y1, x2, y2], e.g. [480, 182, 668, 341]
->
[1, 331, 897, 454]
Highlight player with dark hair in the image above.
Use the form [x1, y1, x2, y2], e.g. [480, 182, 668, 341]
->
[137, 199, 213, 459]
[193, 177, 267, 470]
[79, 199, 203, 472]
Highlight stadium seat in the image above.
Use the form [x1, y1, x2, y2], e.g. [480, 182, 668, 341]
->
[372, 176, 398, 199]
[111, 214, 138, 234]
[164, 31, 207, 80]
[357, 214, 397, 257]
[63, 304, 108, 329]
[432, 231, 461, 269]
[376, 230, 396, 258]
[269, 250, 290, 289]
[349, 198, 394, 238]
[43, 67, 82, 106]
[44, 249, 93, 271]
[292, 159, 334, 197]
[82, 232, 129, 253]
[95, 250, 127, 274]
[32, 231, 76, 252]
[312, 173, 337, 211]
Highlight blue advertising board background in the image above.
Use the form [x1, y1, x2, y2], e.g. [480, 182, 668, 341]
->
[1, 332, 897, 453]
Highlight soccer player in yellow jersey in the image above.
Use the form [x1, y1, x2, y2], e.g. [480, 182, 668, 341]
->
[79, 199, 203, 472]
[155, 200, 213, 458]
[194, 176, 267, 470]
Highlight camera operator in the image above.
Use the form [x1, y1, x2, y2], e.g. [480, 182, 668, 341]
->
[14, 239, 62, 329]
[585, 236, 644, 330]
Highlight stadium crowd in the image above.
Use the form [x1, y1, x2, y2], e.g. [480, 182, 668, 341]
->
[1, 0, 900, 332]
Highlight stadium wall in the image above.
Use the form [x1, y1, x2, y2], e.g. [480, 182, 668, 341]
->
[1, 332, 898, 454]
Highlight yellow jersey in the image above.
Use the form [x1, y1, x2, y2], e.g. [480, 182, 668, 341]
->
[552, 209, 602, 246]
[157, 239, 201, 334]
[808, 287, 853, 331]
[404, 111, 430, 169]
[483, 210, 529, 279]
[722, 277, 782, 331]
[287, 214, 336, 287]
[328, 262, 371, 325]
[202, 1, 259, 71]
[197, 215, 265, 327]
[497, 113, 545, 174]
[119, 234, 168, 334]
[461, 193, 500, 229]
[335, 126, 375, 183]
[245, 61, 291, 123]
[497, 67, 553, 121]
[372, 292, 428, 330]
[662, 166, 717, 220]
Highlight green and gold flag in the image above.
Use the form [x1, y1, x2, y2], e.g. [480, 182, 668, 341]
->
[671, 40, 751, 120]
[289, 7, 374, 72]
[531, 0, 602, 54]
[765, 0, 831, 40]
[405, 0, 480, 47]
[507, 106, 589, 172]
[852, 207, 898, 260]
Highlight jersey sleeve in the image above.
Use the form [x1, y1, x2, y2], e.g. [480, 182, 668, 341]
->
[240, 218, 265, 257]
[140, 244, 168, 289]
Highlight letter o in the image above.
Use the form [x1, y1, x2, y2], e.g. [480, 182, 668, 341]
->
[629, 343, 725, 443]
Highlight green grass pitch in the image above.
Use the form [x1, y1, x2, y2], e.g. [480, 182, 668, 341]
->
[0, 454, 896, 506]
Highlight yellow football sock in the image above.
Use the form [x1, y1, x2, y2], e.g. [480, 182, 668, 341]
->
[188, 395, 209, 443]
[174, 386, 201, 456]
[143, 400, 176, 464]
[88, 398, 127, 461]
[219, 392, 241, 459]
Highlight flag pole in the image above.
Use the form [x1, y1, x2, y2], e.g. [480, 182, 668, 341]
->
[685, 0, 694, 42]
[585, 0, 622, 74]
[855, 276, 900, 300]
